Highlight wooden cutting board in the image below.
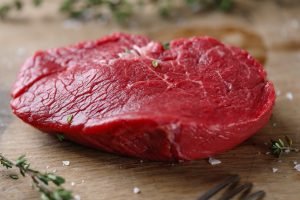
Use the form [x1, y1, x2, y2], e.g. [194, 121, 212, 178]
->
[0, 1, 300, 199]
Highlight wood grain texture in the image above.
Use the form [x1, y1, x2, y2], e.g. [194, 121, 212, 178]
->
[0, 1, 300, 200]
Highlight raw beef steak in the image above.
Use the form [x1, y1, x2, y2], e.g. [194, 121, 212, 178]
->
[11, 33, 275, 161]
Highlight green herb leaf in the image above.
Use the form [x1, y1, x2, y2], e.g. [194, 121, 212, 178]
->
[217, 0, 233, 12]
[163, 42, 170, 50]
[67, 115, 73, 124]
[32, 0, 43, 7]
[270, 136, 298, 157]
[0, 153, 75, 199]
[47, 173, 65, 186]
[56, 134, 65, 142]
[0, 5, 11, 19]
[1, 0, 234, 24]
[14, 0, 22, 10]
[152, 60, 159, 68]
[285, 135, 292, 147]
[9, 174, 19, 180]
[0, 154, 13, 168]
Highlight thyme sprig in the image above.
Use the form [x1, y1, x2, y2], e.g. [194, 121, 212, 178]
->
[270, 136, 299, 157]
[0, 154, 75, 200]
[0, 0, 234, 24]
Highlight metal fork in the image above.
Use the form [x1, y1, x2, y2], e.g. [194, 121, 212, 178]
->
[197, 175, 265, 200]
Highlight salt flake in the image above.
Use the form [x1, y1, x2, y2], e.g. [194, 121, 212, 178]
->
[272, 168, 278, 173]
[208, 157, 222, 165]
[286, 92, 293, 100]
[294, 164, 300, 172]
[293, 161, 298, 165]
[74, 195, 81, 200]
[133, 187, 141, 194]
[62, 160, 70, 166]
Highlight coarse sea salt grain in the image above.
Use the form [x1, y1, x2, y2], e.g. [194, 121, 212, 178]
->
[286, 92, 293, 100]
[208, 157, 222, 165]
[133, 187, 141, 194]
[62, 160, 70, 166]
[293, 161, 298, 165]
[272, 168, 278, 173]
[294, 164, 300, 172]
[71, 182, 75, 186]
[74, 195, 81, 200]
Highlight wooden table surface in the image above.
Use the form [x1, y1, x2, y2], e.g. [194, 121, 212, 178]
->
[0, 1, 300, 200]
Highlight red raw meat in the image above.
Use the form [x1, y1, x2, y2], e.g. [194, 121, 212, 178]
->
[11, 33, 275, 161]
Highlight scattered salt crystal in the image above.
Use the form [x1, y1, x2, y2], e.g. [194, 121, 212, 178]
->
[272, 168, 278, 173]
[272, 123, 277, 127]
[74, 195, 81, 200]
[140, 160, 144, 163]
[286, 92, 293, 100]
[208, 157, 222, 165]
[293, 161, 298, 165]
[264, 142, 268, 146]
[46, 165, 50, 169]
[294, 164, 300, 172]
[178, 160, 185, 163]
[52, 169, 57, 173]
[284, 149, 290, 153]
[133, 187, 141, 194]
[62, 160, 70, 166]
[278, 160, 282, 163]
[265, 152, 271, 155]
[71, 182, 75, 186]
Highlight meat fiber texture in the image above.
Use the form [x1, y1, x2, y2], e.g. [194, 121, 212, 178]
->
[11, 33, 275, 161]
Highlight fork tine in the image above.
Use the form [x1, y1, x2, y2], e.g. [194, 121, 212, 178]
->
[197, 175, 265, 200]
[197, 175, 240, 200]
[242, 191, 266, 200]
[219, 182, 253, 200]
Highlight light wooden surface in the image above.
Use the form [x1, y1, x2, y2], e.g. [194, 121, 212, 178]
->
[0, 1, 300, 200]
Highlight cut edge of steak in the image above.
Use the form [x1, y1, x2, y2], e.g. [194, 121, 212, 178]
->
[10, 33, 276, 161]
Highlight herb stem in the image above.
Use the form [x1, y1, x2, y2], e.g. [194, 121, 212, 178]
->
[0, 154, 75, 200]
